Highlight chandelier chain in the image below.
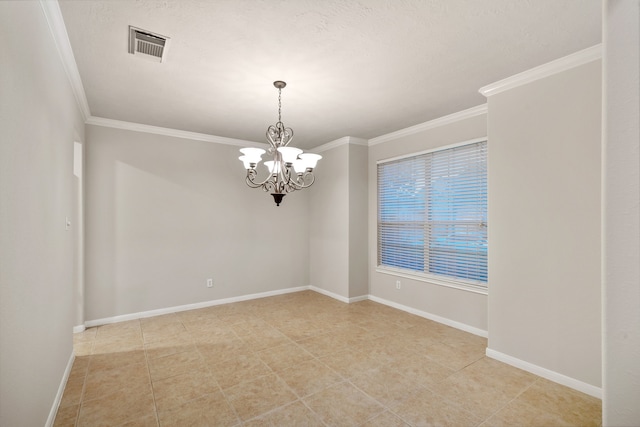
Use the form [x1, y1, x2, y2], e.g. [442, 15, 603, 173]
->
[278, 88, 282, 123]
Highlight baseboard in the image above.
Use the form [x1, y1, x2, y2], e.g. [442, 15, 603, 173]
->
[45, 351, 75, 427]
[308, 286, 367, 304]
[349, 294, 369, 303]
[82, 287, 481, 343]
[72, 324, 85, 333]
[485, 348, 602, 399]
[367, 295, 488, 338]
[84, 286, 310, 327]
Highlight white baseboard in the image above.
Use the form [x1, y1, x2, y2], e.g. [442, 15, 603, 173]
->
[309, 286, 367, 304]
[84, 286, 310, 327]
[308, 286, 349, 303]
[485, 348, 602, 399]
[367, 295, 488, 338]
[349, 294, 369, 303]
[82, 287, 483, 344]
[45, 351, 75, 427]
[72, 324, 85, 333]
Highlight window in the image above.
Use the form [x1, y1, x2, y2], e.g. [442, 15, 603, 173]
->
[377, 140, 487, 290]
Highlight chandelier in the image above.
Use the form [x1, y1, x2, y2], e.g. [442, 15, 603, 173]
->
[239, 81, 322, 206]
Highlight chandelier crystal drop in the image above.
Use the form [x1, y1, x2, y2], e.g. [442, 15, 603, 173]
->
[239, 81, 321, 206]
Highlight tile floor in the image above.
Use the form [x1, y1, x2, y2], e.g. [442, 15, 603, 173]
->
[54, 291, 601, 426]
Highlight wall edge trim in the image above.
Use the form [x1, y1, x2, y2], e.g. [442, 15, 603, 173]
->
[479, 44, 603, 97]
[39, 0, 91, 121]
[368, 295, 488, 337]
[485, 348, 602, 399]
[85, 116, 266, 148]
[84, 286, 309, 327]
[368, 104, 487, 146]
[312, 136, 369, 153]
[45, 351, 75, 427]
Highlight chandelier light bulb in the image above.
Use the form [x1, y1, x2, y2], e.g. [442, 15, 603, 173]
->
[277, 146, 303, 164]
[239, 155, 256, 169]
[298, 153, 322, 169]
[293, 159, 307, 174]
[264, 160, 281, 174]
[240, 147, 266, 157]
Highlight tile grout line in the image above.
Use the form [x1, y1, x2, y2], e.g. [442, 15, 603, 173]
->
[74, 331, 97, 426]
[185, 314, 244, 426]
[477, 375, 542, 426]
[142, 321, 162, 427]
[72, 341, 91, 427]
[62, 293, 599, 426]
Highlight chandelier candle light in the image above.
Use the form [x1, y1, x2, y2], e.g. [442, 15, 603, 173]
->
[239, 81, 321, 206]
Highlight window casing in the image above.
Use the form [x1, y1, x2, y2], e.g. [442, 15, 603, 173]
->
[377, 139, 487, 292]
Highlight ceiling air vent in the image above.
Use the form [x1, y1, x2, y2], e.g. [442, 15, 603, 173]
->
[128, 26, 170, 63]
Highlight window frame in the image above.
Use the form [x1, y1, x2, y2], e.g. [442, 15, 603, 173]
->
[376, 137, 488, 295]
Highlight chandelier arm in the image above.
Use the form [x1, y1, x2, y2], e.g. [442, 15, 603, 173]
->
[266, 126, 280, 149]
[303, 172, 316, 187]
[293, 172, 315, 189]
[278, 176, 287, 194]
[284, 172, 304, 191]
[261, 177, 279, 193]
[246, 170, 275, 188]
[281, 127, 294, 147]
[283, 170, 299, 193]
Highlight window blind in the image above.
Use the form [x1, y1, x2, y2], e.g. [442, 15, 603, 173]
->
[377, 141, 487, 286]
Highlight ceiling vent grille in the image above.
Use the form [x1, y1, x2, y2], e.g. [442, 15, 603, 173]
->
[128, 26, 170, 63]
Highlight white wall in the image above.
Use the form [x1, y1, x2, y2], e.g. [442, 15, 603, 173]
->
[368, 113, 489, 333]
[84, 125, 309, 321]
[603, 1, 640, 424]
[0, 2, 85, 425]
[486, 60, 602, 389]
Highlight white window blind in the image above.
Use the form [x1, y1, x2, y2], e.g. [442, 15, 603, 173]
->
[377, 141, 487, 286]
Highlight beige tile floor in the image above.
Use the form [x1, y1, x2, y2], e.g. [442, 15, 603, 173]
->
[54, 291, 601, 426]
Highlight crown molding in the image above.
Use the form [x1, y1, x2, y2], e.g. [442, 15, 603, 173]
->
[368, 104, 487, 147]
[312, 136, 369, 153]
[86, 116, 266, 148]
[40, 0, 91, 121]
[479, 44, 602, 97]
[312, 136, 350, 153]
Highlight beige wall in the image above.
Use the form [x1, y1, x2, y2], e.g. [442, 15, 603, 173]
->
[309, 144, 350, 298]
[348, 143, 369, 298]
[309, 140, 368, 300]
[0, 2, 85, 425]
[368, 114, 489, 333]
[603, 1, 640, 424]
[487, 60, 602, 388]
[85, 125, 309, 321]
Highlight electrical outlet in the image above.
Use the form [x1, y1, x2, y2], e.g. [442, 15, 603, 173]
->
[206, 278, 213, 288]
[396, 280, 401, 289]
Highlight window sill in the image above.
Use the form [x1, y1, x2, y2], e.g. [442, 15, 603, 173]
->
[375, 266, 488, 295]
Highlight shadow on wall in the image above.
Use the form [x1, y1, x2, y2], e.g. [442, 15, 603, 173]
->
[85, 128, 310, 321]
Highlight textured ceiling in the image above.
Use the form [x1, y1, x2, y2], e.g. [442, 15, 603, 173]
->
[59, 0, 601, 149]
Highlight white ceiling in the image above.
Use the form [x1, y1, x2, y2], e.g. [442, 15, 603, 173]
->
[59, 0, 601, 149]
